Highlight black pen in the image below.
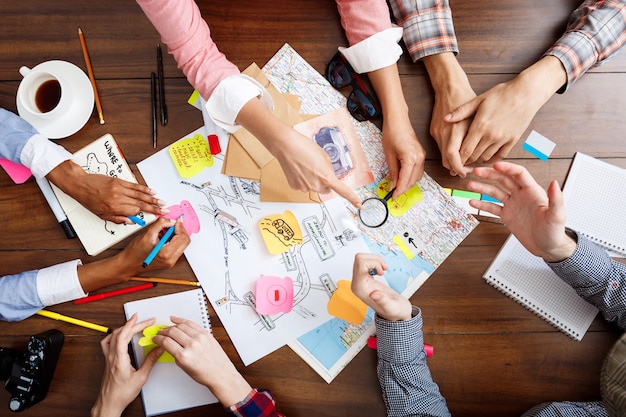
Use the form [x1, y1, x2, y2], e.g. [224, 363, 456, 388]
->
[151, 71, 157, 148]
[157, 44, 168, 126]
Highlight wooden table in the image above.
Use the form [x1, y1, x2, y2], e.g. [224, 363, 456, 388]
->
[1, 1, 624, 416]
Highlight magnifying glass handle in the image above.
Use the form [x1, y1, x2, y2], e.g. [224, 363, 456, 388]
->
[382, 187, 396, 201]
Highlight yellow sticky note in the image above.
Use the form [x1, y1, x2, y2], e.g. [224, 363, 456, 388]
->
[393, 234, 415, 260]
[258, 211, 303, 255]
[375, 178, 423, 217]
[168, 133, 214, 178]
[138, 325, 174, 363]
[327, 280, 368, 324]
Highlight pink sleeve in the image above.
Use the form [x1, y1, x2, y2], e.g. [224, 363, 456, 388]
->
[136, 0, 240, 100]
[335, 0, 393, 45]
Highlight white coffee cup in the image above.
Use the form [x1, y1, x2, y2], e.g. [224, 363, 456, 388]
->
[17, 65, 72, 120]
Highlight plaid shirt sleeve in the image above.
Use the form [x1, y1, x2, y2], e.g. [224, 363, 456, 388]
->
[544, 0, 626, 93]
[548, 230, 626, 330]
[375, 307, 451, 417]
[227, 388, 284, 417]
[388, 0, 458, 62]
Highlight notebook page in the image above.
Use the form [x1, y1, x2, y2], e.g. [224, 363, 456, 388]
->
[563, 152, 626, 257]
[124, 289, 217, 416]
[484, 235, 598, 340]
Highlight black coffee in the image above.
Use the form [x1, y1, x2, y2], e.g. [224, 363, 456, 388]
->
[35, 79, 61, 113]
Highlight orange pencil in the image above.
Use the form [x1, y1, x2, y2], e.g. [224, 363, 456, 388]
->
[129, 276, 200, 287]
[78, 28, 105, 124]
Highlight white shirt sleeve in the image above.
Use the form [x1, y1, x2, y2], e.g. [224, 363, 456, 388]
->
[205, 74, 275, 133]
[21, 133, 72, 179]
[36, 259, 87, 306]
[339, 26, 404, 74]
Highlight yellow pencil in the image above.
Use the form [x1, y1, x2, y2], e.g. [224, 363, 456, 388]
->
[78, 28, 105, 124]
[36, 309, 111, 334]
[129, 276, 201, 287]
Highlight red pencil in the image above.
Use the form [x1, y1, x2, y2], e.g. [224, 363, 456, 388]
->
[74, 282, 156, 304]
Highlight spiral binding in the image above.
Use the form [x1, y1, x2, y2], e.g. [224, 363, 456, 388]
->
[196, 290, 212, 333]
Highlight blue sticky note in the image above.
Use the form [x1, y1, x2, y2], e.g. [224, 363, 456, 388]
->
[480, 194, 502, 204]
[523, 130, 556, 161]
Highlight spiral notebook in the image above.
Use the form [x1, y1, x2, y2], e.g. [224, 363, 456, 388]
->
[483, 153, 626, 340]
[561, 152, 626, 257]
[484, 235, 598, 340]
[124, 289, 218, 416]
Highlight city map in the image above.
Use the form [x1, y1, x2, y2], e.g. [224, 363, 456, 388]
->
[263, 44, 479, 381]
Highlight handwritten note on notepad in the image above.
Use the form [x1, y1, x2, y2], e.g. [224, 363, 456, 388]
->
[124, 289, 218, 416]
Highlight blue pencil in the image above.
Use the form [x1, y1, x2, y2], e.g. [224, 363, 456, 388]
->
[142, 217, 181, 268]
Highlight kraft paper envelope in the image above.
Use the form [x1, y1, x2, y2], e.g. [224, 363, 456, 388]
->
[222, 63, 321, 203]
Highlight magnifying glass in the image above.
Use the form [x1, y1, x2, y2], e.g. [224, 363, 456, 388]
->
[358, 188, 395, 228]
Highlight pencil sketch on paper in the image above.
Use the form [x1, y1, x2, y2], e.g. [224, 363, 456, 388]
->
[137, 130, 370, 364]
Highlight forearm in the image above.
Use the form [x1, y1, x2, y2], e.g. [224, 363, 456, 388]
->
[368, 64, 409, 119]
[77, 254, 137, 293]
[335, 0, 393, 45]
[544, 0, 626, 92]
[548, 232, 626, 330]
[512, 56, 567, 112]
[135, 0, 239, 100]
[376, 308, 450, 417]
[423, 52, 469, 95]
[389, 0, 458, 61]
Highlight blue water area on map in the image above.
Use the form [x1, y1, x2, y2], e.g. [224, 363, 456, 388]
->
[296, 235, 435, 371]
[297, 310, 375, 369]
[364, 236, 435, 294]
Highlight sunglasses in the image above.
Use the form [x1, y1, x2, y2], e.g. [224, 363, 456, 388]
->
[325, 52, 382, 122]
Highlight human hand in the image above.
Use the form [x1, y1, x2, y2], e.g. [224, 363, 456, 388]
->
[46, 160, 168, 224]
[467, 162, 576, 262]
[152, 316, 252, 407]
[119, 216, 190, 273]
[444, 56, 567, 167]
[275, 130, 362, 207]
[429, 77, 476, 177]
[235, 98, 361, 208]
[423, 52, 477, 177]
[350, 253, 412, 322]
[443, 79, 540, 166]
[91, 314, 161, 417]
[381, 114, 426, 200]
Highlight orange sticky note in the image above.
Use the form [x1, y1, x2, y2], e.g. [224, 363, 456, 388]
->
[258, 210, 303, 255]
[327, 280, 368, 324]
[168, 133, 214, 178]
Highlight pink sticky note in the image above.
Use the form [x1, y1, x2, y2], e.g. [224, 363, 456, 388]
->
[161, 200, 200, 235]
[255, 275, 294, 315]
[0, 158, 32, 184]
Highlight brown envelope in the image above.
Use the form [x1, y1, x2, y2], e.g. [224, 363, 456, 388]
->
[222, 62, 321, 203]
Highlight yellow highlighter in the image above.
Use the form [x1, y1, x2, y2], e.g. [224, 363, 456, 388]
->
[36, 310, 111, 334]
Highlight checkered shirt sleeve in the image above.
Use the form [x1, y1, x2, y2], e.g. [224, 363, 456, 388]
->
[389, 0, 458, 62]
[228, 388, 284, 417]
[520, 401, 607, 416]
[375, 307, 451, 417]
[544, 0, 626, 92]
[548, 231, 626, 331]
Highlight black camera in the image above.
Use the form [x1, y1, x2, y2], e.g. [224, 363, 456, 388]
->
[0, 329, 64, 412]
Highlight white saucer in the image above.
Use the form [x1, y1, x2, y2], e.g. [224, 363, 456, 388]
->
[17, 60, 94, 139]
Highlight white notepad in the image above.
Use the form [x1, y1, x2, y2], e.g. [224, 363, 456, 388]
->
[50, 133, 156, 255]
[483, 235, 598, 340]
[562, 152, 626, 257]
[124, 289, 218, 416]
[483, 152, 626, 340]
